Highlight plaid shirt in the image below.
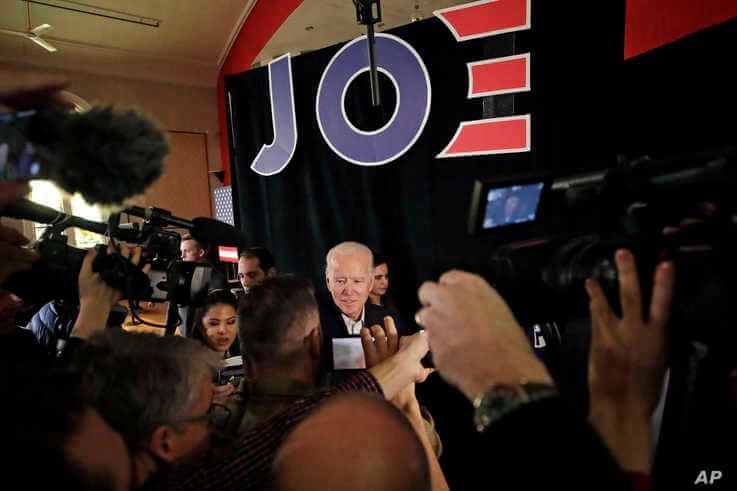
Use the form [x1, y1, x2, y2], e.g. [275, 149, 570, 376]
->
[141, 371, 382, 491]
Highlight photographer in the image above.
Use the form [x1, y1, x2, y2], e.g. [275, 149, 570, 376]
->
[177, 234, 228, 338]
[415, 249, 675, 490]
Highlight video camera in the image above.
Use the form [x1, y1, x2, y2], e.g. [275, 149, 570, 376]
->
[2, 199, 247, 334]
[469, 149, 737, 486]
[469, 147, 737, 330]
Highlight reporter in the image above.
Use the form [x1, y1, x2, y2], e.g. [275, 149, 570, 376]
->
[416, 270, 552, 399]
[71, 242, 146, 340]
[361, 322, 448, 491]
[143, 329, 431, 491]
[416, 270, 631, 490]
[191, 289, 239, 358]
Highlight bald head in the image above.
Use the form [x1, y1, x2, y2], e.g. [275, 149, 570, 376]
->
[272, 394, 430, 491]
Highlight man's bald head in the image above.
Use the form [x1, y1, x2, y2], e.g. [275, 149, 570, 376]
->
[272, 394, 430, 491]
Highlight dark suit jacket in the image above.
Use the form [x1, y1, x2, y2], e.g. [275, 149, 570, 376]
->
[317, 295, 410, 373]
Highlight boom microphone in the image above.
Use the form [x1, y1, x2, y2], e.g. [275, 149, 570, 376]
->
[3, 106, 168, 205]
[2, 198, 107, 235]
[122, 206, 248, 249]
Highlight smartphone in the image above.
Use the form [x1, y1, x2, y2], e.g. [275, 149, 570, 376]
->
[217, 355, 243, 386]
[332, 337, 366, 370]
[0, 109, 43, 181]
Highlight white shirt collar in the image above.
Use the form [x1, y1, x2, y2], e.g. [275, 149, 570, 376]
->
[341, 307, 366, 335]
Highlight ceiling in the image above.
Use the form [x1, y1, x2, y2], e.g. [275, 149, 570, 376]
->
[253, 0, 472, 67]
[0, 0, 472, 87]
[0, 0, 257, 87]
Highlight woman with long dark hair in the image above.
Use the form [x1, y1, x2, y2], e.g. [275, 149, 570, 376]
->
[369, 252, 398, 315]
[191, 289, 240, 358]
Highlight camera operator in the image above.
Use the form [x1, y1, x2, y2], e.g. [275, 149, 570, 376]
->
[177, 234, 227, 338]
[415, 249, 675, 490]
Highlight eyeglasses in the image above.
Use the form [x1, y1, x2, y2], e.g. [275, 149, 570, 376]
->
[171, 403, 232, 430]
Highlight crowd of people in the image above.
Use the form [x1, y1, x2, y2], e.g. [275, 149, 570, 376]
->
[1, 80, 682, 491]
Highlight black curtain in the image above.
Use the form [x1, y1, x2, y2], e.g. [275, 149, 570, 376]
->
[225, 2, 626, 327]
[225, 2, 737, 487]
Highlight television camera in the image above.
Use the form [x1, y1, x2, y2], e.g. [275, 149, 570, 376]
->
[2, 199, 247, 336]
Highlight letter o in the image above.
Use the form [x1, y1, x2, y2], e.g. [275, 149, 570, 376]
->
[316, 34, 431, 166]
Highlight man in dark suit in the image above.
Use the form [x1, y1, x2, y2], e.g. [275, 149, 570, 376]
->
[177, 234, 228, 337]
[318, 242, 408, 372]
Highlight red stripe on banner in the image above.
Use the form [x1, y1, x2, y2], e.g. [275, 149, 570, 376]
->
[434, 0, 530, 41]
[438, 116, 530, 157]
[625, 0, 737, 59]
[469, 54, 529, 98]
[219, 246, 239, 264]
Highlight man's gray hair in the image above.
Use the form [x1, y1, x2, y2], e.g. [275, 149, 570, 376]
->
[325, 241, 374, 278]
[74, 330, 220, 450]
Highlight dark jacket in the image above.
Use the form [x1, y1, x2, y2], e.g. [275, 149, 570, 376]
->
[178, 268, 228, 337]
[317, 295, 410, 372]
[26, 301, 77, 350]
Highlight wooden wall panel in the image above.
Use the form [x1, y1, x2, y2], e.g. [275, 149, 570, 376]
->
[143, 131, 212, 219]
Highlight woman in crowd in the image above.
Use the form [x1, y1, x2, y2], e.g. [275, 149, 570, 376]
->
[369, 252, 398, 315]
[191, 289, 240, 358]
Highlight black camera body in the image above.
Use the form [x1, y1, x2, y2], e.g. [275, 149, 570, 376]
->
[470, 148, 737, 483]
[5, 205, 216, 310]
[471, 148, 737, 327]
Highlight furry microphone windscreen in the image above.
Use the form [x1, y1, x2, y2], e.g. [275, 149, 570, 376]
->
[31, 106, 169, 206]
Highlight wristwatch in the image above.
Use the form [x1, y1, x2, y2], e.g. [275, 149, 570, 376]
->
[473, 380, 558, 432]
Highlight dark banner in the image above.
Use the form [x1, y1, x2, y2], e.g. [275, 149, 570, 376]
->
[224, 0, 736, 315]
[225, 1, 626, 316]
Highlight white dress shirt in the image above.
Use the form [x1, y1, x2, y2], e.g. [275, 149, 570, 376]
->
[341, 307, 366, 335]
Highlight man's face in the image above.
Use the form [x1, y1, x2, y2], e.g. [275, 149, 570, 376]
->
[238, 256, 266, 293]
[326, 253, 373, 320]
[66, 408, 132, 491]
[180, 240, 204, 262]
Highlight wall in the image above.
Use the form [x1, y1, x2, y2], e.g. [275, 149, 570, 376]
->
[0, 61, 223, 216]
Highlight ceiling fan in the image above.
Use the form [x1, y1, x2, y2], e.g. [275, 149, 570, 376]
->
[0, 23, 58, 52]
[0, 2, 57, 52]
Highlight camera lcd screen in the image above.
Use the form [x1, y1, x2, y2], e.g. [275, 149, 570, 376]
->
[0, 110, 42, 180]
[482, 182, 544, 230]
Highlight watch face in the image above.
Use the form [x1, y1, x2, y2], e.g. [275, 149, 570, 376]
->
[474, 383, 557, 432]
[475, 385, 523, 432]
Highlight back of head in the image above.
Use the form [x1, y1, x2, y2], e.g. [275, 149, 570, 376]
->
[241, 246, 276, 272]
[3, 370, 117, 490]
[272, 394, 430, 491]
[238, 275, 316, 371]
[70, 330, 220, 450]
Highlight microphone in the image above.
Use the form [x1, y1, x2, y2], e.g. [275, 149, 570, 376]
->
[2, 198, 107, 235]
[191, 217, 248, 249]
[7, 106, 168, 206]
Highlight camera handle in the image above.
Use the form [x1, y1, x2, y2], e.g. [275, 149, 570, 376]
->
[164, 302, 180, 336]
